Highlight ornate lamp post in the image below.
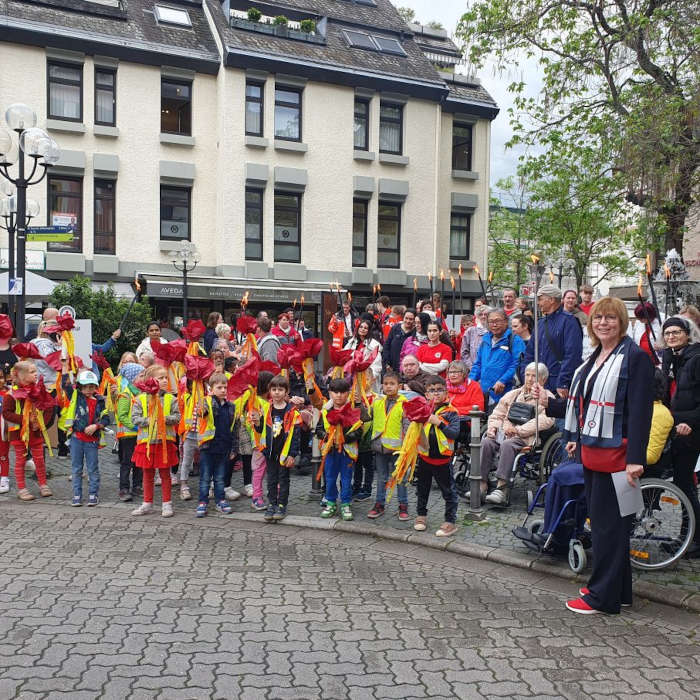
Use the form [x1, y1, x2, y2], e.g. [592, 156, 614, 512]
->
[0, 104, 61, 337]
[171, 241, 199, 323]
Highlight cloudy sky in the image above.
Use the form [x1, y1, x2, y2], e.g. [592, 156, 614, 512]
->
[395, 0, 542, 191]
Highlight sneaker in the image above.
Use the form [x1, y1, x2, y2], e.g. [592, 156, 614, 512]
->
[354, 490, 371, 502]
[0, 476, 9, 493]
[579, 587, 631, 607]
[195, 502, 208, 518]
[39, 484, 52, 498]
[264, 504, 276, 522]
[397, 504, 409, 521]
[565, 598, 602, 615]
[161, 501, 174, 518]
[71, 496, 81, 507]
[485, 488, 508, 505]
[154, 472, 162, 486]
[87, 494, 99, 507]
[180, 485, 192, 501]
[272, 504, 287, 521]
[216, 500, 232, 515]
[320, 502, 337, 519]
[224, 487, 241, 501]
[413, 516, 427, 531]
[251, 498, 267, 511]
[131, 502, 153, 516]
[367, 503, 385, 519]
[464, 489, 487, 504]
[17, 488, 34, 501]
[119, 490, 132, 502]
[436, 522, 457, 537]
[340, 504, 353, 521]
[243, 484, 254, 498]
[170, 474, 179, 486]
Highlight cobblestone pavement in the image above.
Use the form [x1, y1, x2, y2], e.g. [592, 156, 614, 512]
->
[0, 501, 698, 700]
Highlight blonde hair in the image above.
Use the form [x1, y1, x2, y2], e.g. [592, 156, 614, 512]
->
[118, 351, 137, 371]
[587, 297, 629, 347]
[13, 360, 37, 383]
[143, 364, 167, 380]
[215, 322, 231, 339]
[209, 372, 228, 387]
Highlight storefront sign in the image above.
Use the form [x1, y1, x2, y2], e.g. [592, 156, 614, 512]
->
[0, 249, 45, 270]
[146, 280, 322, 303]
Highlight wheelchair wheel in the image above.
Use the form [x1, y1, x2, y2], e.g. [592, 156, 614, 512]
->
[453, 454, 471, 497]
[529, 519, 544, 535]
[538, 432, 566, 484]
[630, 478, 696, 570]
[568, 540, 587, 573]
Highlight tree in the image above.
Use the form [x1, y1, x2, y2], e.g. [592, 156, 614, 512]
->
[458, 0, 700, 258]
[395, 5, 415, 24]
[426, 20, 445, 30]
[50, 276, 153, 367]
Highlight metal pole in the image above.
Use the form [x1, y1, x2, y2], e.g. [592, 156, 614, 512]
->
[465, 405, 486, 521]
[532, 263, 541, 448]
[182, 264, 188, 323]
[15, 146, 26, 340]
[5, 214, 15, 326]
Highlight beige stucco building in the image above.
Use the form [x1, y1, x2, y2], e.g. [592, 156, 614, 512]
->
[0, 0, 498, 327]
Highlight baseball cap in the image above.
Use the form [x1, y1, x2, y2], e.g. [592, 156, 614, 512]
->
[537, 284, 562, 299]
[77, 370, 99, 386]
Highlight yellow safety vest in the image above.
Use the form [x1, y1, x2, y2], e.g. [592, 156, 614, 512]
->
[371, 395, 406, 450]
[259, 403, 301, 464]
[417, 404, 455, 458]
[235, 391, 268, 449]
[198, 396, 216, 447]
[62, 392, 108, 448]
[116, 387, 137, 439]
[321, 409, 362, 461]
[136, 393, 177, 445]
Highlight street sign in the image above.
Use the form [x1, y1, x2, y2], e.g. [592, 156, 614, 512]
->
[8, 278, 23, 295]
[58, 305, 76, 319]
[26, 225, 75, 242]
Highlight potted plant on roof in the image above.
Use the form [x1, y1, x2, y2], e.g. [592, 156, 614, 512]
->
[247, 7, 262, 22]
[300, 19, 316, 35]
[273, 14, 289, 36]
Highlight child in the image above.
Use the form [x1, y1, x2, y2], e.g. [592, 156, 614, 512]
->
[63, 369, 110, 506]
[195, 372, 238, 517]
[177, 378, 199, 502]
[252, 374, 301, 522]
[0, 367, 10, 493]
[367, 371, 409, 520]
[115, 362, 143, 501]
[317, 377, 366, 521]
[2, 360, 55, 501]
[353, 420, 374, 503]
[413, 375, 461, 537]
[645, 369, 675, 475]
[131, 364, 180, 517]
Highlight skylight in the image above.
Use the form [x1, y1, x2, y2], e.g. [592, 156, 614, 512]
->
[343, 30, 377, 50]
[154, 5, 192, 27]
[342, 30, 407, 57]
[373, 37, 406, 56]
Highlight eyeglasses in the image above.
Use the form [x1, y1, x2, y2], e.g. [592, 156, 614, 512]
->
[425, 388, 445, 395]
[663, 330, 685, 337]
[591, 314, 619, 323]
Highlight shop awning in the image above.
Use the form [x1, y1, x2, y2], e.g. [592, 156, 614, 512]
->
[0, 271, 57, 300]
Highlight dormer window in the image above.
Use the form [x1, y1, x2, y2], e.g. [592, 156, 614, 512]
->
[154, 5, 191, 27]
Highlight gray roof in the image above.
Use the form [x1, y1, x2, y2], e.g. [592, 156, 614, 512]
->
[0, 0, 221, 73]
[444, 75, 498, 118]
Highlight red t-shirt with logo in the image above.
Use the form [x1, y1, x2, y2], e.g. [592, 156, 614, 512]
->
[416, 343, 453, 377]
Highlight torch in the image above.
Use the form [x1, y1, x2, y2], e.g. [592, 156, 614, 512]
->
[429, 272, 433, 301]
[297, 294, 305, 331]
[335, 282, 344, 309]
[645, 253, 661, 318]
[473, 264, 487, 300]
[376, 283, 381, 302]
[119, 274, 143, 333]
[412, 278, 417, 309]
[439, 269, 445, 317]
[664, 263, 671, 318]
[450, 274, 456, 330]
[488, 270, 495, 306]
[637, 274, 656, 340]
[458, 263, 463, 314]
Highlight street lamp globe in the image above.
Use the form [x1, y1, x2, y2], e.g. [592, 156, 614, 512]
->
[26, 198, 40, 218]
[5, 103, 37, 131]
[0, 127, 12, 157]
[0, 199, 8, 217]
[0, 179, 14, 197]
[19, 126, 50, 156]
[4, 194, 17, 214]
[40, 137, 61, 166]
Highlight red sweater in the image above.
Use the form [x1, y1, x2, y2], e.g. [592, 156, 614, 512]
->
[448, 380, 485, 416]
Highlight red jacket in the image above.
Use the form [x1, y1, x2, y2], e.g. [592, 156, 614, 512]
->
[271, 325, 300, 346]
[447, 379, 485, 417]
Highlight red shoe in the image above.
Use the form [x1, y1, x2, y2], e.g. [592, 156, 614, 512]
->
[397, 504, 409, 521]
[579, 587, 631, 607]
[367, 503, 385, 519]
[565, 598, 602, 614]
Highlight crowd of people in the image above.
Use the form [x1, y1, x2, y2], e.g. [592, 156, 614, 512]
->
[0, 282, 697, 617]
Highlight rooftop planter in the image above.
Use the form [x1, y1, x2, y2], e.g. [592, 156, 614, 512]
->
[230, 15, 326, 44]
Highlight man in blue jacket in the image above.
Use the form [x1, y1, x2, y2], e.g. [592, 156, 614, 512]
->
[469, 309, 525, 407]
[521, 284, 583, 398]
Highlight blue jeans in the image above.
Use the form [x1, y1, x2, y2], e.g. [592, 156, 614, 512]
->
[71, 436, 100, 499]
[324, 450, 354, 505]
[374, 452, 407, 505]
[198, 450, 226, 504]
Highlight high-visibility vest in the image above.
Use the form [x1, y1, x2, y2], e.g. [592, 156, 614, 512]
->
[198, 396, 216, 447]
[371, 394, 406, 450]
[136, 393, 177, 445]
[62, 392, 108, 448]
[6, 397, 21, 435]
[259, 403, 301, 464]
[116, 387, 137, 439]
[233, 391, 268, 448]
[417, 404, 455, 458]
[321, 409, 362, 461]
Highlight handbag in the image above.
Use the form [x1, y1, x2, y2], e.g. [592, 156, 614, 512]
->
[580, 439, 628, 471]
[506, 401, 536, 425]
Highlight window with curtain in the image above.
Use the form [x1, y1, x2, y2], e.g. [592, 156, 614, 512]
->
[94, 179, 116, 255]
[352, 199, 367, 267]
[274, 87, 301, 141]
[245, 188, 263, 260]
[95, 68, 116, 126]
[452, 123, 473, 171]
[354, 99, 369, 150]
[48, 62, 82, 121]
[274, 192, 301, 262]
[47, 176, 82, 253]
[377, 201, 400, 268]
[379, 102, 402, 154]
[160, 186, 190, 240]
[245, 81, 264, 136]
[450, 211, 470, 259]
[161, 80, 192, 135]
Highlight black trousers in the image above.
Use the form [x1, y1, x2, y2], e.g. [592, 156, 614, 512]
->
[582, 468, 632, 614]
[670, 437, 700, 544]
[225, 454, 251, 488]
[415, 458, 459, 523]
[118, 437, 141, 491]
[266, 456, 290, 506]
[353, 450, 375, 492]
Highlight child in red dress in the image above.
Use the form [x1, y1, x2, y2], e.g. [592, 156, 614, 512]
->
[130, 364, 181, 517]
[0, 367, 10, 493]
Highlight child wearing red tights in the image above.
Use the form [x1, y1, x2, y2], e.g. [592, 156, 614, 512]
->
[130, 364, 180, 517]
[2, 361, 55, 500]
[0, 368, 10, 493]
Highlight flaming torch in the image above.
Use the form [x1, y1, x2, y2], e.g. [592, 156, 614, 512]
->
[473, 264, 487, 300]
[119, 274, 143, 332]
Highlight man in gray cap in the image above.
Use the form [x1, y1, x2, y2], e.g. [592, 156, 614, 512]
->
[520, 284, 582, 398]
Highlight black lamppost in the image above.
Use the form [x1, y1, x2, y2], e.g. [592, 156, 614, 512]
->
[0, 104, 60, 338]
[171, 241, 199, 323]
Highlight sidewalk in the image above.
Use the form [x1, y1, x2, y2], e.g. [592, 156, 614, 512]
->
[9, 446, 700, 613]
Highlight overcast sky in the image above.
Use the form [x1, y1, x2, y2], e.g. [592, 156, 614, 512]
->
[395, 0, 542, 193]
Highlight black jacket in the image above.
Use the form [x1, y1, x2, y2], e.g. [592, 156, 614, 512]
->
[662, 342, 700, 446]
[383, 323, 414, 372]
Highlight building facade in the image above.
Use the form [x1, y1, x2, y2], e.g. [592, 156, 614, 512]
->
[0, 0, 498, 327]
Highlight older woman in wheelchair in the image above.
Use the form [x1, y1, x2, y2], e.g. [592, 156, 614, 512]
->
[476, 362, 555, 505]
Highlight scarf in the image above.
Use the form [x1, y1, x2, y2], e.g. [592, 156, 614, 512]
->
[564, 336, 633, 448]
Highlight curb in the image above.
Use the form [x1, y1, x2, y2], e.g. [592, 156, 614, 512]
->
[227, 512, 700, 614]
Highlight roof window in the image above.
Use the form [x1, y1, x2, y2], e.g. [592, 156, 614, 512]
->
[342, 30, 407, 57]
[154, 5, 192, 27]
[344, 30, 377, 50]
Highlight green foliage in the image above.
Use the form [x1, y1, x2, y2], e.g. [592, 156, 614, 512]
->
[246, 7, 261, 22]
[426, 20, 444, 30]
[458, 0, 700, 257]
[49, 276, 153, 368]
[300, 18, 316, 33]
[273, 15, 288, 26]
[395, 6, 415, 24]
